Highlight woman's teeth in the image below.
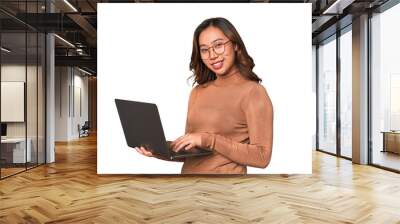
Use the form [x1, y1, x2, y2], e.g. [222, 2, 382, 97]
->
[212, 61, 223, 70]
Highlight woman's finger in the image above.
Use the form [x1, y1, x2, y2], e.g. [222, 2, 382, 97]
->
[139, 146, 153, 157]
[138, 147, 146, 154]
[177, 135, 191, 149]
[175, 140, 191, 152]
[173, 139, 185, 152]
[136, 147, 146, 156]
[171, 134, 188, 148]
[184, 142, 195, 151]
[139, 146, 149, 155]
[135, 147, 142, 154]
[144, 148, 153, 156]
[141, 146, 151, 152]
[140, 146, 150, 153]
[143, 150, 153, 157]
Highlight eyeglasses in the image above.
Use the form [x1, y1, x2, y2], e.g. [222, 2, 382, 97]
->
[199, 40, 232, 59]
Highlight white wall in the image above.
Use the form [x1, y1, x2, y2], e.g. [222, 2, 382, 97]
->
[73, 73, 89, 137]
[55, 66, 69, 141]
[1, 65, 40, 138]
[55, 66, 89, 141]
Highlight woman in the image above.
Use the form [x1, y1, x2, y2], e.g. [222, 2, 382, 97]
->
[135, 17, 273, 174]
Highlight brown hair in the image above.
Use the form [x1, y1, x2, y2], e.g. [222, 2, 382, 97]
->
[189, 17, 262, 86]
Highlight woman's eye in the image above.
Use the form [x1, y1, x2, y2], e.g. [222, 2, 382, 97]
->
[200, 49, 208, 54]
[214, 43, 224, 49]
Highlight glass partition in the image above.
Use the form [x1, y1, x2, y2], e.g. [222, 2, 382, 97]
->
[1, 31, 28, 177]
[317, 35, 337, 155]
[339, 27, 352, 158]
[371, 3, 400, 171]
[0, 1, 46, 179]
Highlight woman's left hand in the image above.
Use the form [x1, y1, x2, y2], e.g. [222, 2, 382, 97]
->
[170, 133, 203, 152]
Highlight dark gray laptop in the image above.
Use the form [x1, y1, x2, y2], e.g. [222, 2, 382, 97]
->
[115, 99, 212, 160]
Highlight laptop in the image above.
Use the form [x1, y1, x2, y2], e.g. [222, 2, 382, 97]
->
[115, 99, 213, 160]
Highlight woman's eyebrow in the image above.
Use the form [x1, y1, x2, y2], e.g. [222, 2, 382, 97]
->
[199, 38, 224, 47]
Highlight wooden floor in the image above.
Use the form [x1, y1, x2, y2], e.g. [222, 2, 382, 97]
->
[1, 163, 45, 178]
[0, 167, 26, 178]
[1, 134, 400, 223]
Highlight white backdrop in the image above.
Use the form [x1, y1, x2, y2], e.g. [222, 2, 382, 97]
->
[98, 3, 312, 174]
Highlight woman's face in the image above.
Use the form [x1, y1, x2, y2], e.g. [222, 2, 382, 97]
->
[198, 26, 237, 76]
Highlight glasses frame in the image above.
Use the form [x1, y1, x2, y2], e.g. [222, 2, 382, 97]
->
[199, 40, 232, 59]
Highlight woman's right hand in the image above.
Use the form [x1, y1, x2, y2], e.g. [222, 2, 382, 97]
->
[134, 146, 154, 157]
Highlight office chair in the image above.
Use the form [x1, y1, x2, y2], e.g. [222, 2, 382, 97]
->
[79, 121, 90, 138]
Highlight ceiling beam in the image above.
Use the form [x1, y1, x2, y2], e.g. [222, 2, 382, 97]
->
[67, 13, 97, 39]
[55, 55, 96, 69]
[322, 0, 356, 14]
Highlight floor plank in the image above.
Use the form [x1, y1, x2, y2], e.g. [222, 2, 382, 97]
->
[1, 134, 400, 223]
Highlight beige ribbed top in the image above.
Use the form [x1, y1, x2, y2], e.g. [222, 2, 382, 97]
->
[181, 72, 273, 174]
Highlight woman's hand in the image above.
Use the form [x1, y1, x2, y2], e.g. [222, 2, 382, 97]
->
[134, 145, 185, 162]
[170, 133, 204, 152]
[134, 146, 154, 157]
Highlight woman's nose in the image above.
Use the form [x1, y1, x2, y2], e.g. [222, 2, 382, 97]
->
[209, 48, 218, 59]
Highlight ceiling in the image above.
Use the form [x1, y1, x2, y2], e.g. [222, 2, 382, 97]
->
[0, 0, 393, 75]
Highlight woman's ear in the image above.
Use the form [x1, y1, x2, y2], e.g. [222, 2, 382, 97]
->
[234, 44, 239, 51]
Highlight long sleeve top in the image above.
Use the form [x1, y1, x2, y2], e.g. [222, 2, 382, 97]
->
[181, 71, 273, 174]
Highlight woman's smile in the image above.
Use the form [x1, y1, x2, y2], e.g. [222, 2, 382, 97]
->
[211, 59, 224, 70]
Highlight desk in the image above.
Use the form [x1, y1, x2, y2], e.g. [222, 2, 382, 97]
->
[1, 138, 31, 164]
[381, 131, 400, 154]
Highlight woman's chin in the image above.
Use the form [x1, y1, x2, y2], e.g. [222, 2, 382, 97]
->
[213, 69, 226, 76]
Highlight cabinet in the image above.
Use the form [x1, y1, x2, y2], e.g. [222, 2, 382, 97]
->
[382, 131, 400, 154]
[0, 138, 32, 166]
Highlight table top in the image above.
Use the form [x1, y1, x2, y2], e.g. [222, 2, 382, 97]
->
[1, 138, 31, 143]
[381, 131, 400, 134]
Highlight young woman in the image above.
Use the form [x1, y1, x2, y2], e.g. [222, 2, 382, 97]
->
[135, 17, 273, 174]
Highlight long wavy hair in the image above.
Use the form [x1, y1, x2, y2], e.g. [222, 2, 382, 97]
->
[189, 17, 262, 86]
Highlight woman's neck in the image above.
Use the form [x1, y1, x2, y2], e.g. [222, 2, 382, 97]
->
[216, 66, 240, 80]
[213, 66, 243, 86]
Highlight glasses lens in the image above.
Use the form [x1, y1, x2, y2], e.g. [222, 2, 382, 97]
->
[200, 49, 209, 59]
[199, 41, 229, 59]
[214, 43, 225, 55]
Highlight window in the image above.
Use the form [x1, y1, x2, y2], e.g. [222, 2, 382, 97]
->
[318, 36, 337, 154]
[371, 2, 400, 171]
[339, 28, 352, 158]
